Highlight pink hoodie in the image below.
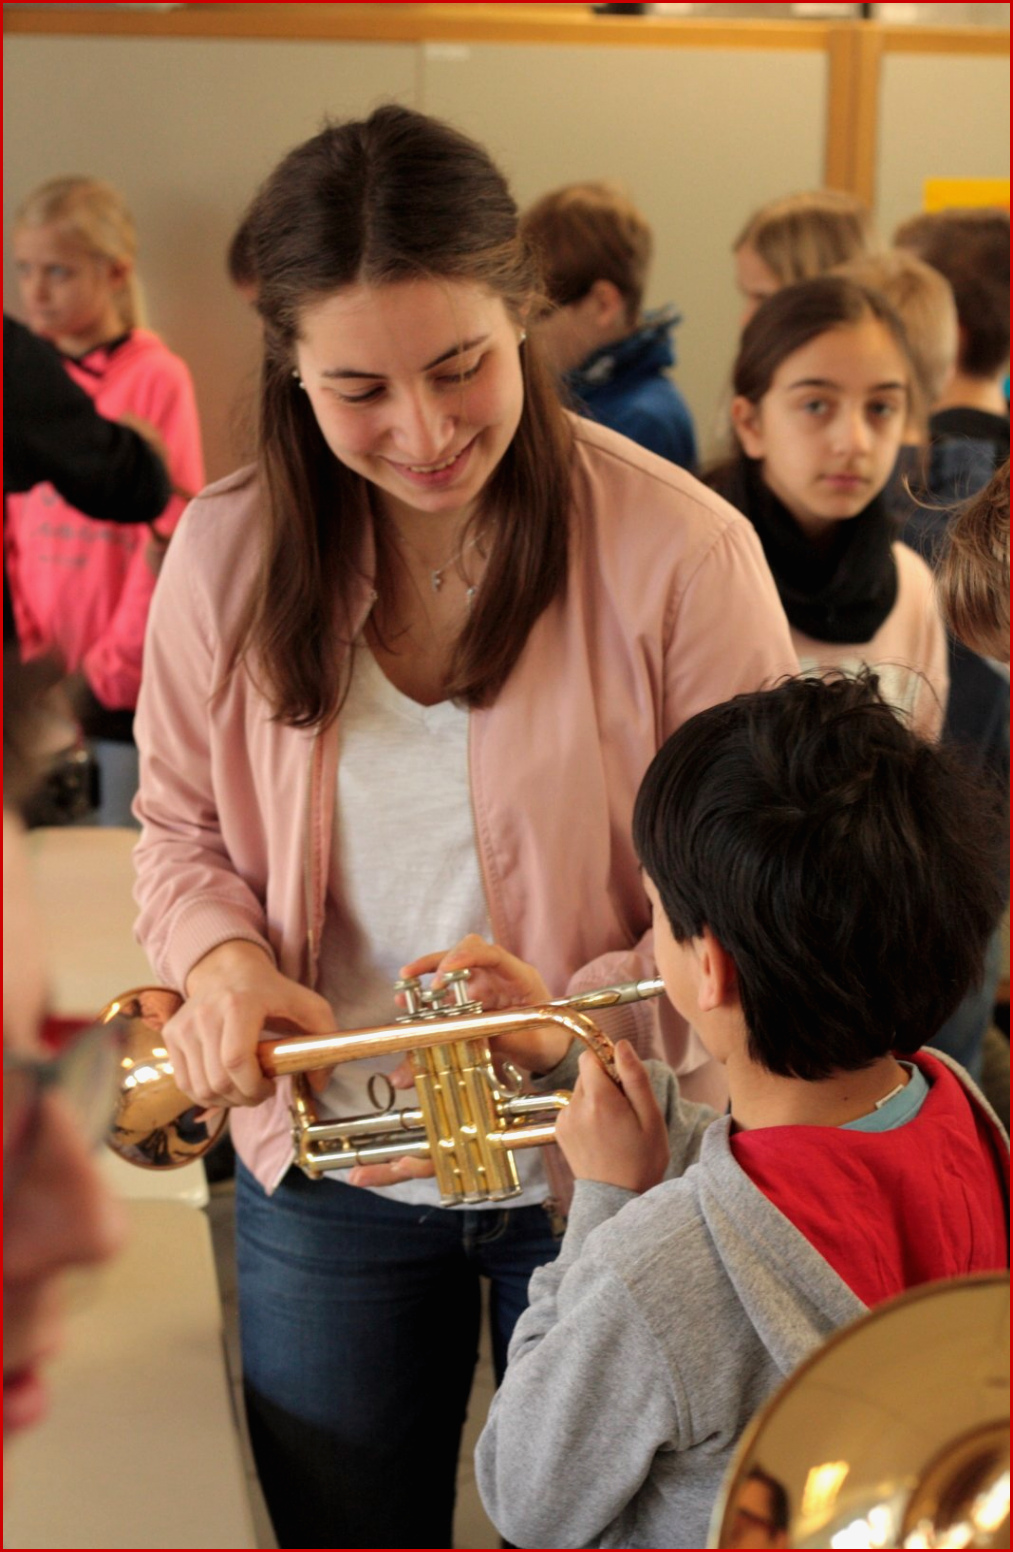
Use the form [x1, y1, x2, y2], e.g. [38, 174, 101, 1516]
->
[133, 419, 799, 1192]
[5, 328, 204, 711]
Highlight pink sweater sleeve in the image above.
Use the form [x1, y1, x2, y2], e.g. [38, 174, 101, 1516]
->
[82, 353, 205, 709]
[132, 505, 273, 988]
[564, 514, 798, 1086]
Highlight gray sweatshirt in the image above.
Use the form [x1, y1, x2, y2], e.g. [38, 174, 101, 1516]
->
[474, 1058, 870, 1549]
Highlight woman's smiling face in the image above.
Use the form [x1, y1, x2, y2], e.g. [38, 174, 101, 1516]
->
[294, 277, 526, 530]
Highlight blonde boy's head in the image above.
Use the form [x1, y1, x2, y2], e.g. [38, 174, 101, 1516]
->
[733, 189, 875, 286]
[834, 248, 958, 430]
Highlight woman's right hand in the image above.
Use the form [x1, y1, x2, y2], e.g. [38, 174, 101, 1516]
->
[166, 940, 336, 1108]
[399, 935, 570, 1074]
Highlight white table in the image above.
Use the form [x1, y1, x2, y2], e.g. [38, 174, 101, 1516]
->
[26, 825, 155, 1017]
[2, 1201, 259, 1550]
[27, 825, 210, 1208]
[99, 1139, 210, 1208]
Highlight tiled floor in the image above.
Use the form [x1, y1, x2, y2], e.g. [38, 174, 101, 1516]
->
[207, 1179, 500, 1550]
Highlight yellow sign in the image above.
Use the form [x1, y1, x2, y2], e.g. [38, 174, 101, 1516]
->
[923, 177, 1010, 212]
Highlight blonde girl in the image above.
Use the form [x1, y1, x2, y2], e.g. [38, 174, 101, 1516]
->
[7, 176, 204, 823]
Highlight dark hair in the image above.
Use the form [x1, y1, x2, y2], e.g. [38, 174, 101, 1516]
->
[3, 652, 64, 814]
[233, 103, 573, 726]
[937, 458, 1010, 661]
[225, 211, 257, 295]
[894, 208, 1010, 379]
[521, 181, 652, 324]
[732, 274, 914, 407]
[632, 671, 1003, 1081]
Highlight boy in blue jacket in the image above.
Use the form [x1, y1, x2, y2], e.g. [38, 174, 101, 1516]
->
[521, 180, 697, 471]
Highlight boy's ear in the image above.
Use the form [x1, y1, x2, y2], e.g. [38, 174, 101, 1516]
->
[694, 927, 738, 1012]
[731, 394, 765, 459]
[587, 278, 628, 333]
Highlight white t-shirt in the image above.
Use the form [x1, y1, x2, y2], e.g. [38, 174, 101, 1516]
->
[317, 645, 549, 1209]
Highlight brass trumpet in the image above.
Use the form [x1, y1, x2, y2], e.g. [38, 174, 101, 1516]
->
[101, 970, 664, 1205]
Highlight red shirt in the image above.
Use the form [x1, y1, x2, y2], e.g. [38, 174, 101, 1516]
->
[730, 1052, 1009, 1307]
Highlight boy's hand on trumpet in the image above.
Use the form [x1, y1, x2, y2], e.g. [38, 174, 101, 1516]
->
[556, 1041, 669, 1194]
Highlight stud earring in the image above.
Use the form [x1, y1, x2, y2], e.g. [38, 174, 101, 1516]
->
[291, 369, 307, 390]
[518, 329, 527, 345]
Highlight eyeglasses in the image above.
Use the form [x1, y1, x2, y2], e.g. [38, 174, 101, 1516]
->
[3, 1015, 128, 1198]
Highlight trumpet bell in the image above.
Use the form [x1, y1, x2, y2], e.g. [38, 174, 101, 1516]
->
[99, 987, 228, 1169]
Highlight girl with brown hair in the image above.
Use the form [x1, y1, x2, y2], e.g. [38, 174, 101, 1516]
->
[132, 104, 795, 1547]
[710, 275, 947, 741]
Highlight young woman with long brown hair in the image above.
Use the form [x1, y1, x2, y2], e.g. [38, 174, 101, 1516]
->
[132, 104, 795, 1548]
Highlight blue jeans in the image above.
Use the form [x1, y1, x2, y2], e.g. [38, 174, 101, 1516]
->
[235, 1161, 562, 1549]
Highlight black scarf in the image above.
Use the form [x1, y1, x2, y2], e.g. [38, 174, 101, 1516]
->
[719, 458, 898, 645]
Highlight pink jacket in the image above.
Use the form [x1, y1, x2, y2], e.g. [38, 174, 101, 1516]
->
[791, 541, 948, 740]
[5, 328, 204, 710]
[133, 419, 798, 1192]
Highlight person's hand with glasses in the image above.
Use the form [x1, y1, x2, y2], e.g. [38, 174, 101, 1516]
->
[3, 1014, 128, 1198]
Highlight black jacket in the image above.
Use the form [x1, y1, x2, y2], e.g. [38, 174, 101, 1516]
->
[4, 314, 171, 643]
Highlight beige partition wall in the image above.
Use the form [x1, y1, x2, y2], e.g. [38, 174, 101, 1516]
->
[3, 34, 418, 480]
[875, 45, 1010, 238]
[420, 38, 826, 458]
[4, 7, 1008, 476]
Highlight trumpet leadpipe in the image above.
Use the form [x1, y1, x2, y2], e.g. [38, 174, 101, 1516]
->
[259, 976, 664, 1082]
[259, 1003, 622, 1082]
[554, 978, 665, 1013]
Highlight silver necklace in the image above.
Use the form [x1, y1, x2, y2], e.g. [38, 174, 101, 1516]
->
[429, 532, 482, 594]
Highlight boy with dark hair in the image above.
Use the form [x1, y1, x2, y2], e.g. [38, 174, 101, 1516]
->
[521, 181, 698, 470]
[426, 672, 1009, 1550]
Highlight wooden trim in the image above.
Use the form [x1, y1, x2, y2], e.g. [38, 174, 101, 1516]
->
[4, 6, 1004, 55]
[2, 4, 833, 48]
[824, 22, 883, 206]
[877, 23, 1009, 56]
[848, 21, 882, 209]
[825, 25, 861, 194]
